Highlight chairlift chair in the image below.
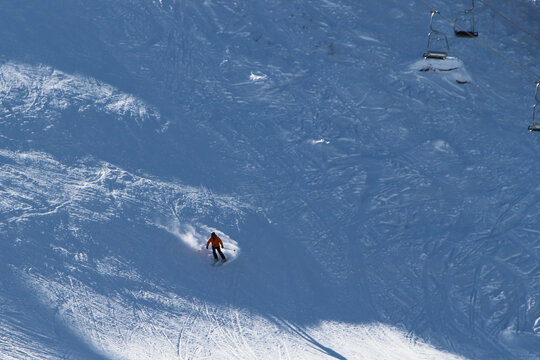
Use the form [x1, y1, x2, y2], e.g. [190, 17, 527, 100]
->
[529, 105, 540, 132]
[454, 0, 478, 37]
[528, 82, 540, 132]
[424, 11, 450, 60]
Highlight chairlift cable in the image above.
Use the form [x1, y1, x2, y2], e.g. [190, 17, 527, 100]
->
[476, 0, 540, 44]
[499, 0, 540, 25]
[418, 0, 540, 83]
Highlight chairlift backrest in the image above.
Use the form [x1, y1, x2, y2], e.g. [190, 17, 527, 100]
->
[424, 11, 450, 60]
[454, 0, 478, 37]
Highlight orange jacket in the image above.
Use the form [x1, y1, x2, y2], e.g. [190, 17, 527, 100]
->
[207, 235, 223, 248]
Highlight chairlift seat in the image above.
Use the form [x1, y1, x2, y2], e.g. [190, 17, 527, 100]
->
[454, 1, 478, 38]
[423, 11, 450, 61]
[528, 123, 540, 132]
[455, 30, 478, 38]
[423, 51, 447, 60]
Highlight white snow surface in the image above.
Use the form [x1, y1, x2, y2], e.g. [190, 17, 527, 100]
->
[0, 0, 539, 359]
[0, 62, 163, 129]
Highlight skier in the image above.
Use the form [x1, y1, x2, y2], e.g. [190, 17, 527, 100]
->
[206, 232, 226, 262]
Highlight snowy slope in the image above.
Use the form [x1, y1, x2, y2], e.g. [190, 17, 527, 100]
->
[0, 0, 539, 359]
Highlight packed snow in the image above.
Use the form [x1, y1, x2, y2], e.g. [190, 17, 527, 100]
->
[0, 0, 539, 359]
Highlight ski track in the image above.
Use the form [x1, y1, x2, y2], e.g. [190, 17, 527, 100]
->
[10, 257, 470, 360]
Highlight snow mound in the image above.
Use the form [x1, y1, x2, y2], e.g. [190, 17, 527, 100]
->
[410, 57, 472, 84]
[0, 149, 247, 228]
[0, 61, 164, 130]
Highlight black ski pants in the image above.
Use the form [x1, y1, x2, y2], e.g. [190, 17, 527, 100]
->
[212, 246, 226, 261]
